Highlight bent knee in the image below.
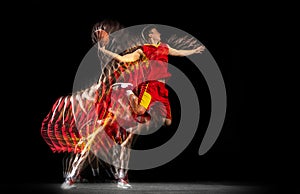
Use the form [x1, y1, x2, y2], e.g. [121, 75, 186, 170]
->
[136, 106, 146, 115]
[164, 119, 172, 126]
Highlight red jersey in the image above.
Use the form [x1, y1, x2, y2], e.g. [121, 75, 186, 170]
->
[142, 42, 171, 81]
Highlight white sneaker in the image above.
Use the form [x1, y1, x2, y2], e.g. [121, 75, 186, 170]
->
[111, 82, 133, 90]
[60, 179, 76, 190]
[117, 179, 132, 189]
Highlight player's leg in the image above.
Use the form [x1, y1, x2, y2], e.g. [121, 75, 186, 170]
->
[117, 131, 136, 189]
[111, 82, 147, 116]
[88, 152, 101, 182]
[156, 81, 172, 127]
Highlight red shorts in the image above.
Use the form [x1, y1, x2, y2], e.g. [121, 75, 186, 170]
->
[134, 80, 172, 120]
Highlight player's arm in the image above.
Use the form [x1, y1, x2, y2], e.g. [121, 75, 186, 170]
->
[99, 47, 143, 63]
[168, 45, 205, 56]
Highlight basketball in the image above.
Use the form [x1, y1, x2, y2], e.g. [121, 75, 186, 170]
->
[95, 29, 109, 47]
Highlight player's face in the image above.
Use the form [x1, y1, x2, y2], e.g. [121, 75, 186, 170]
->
[150, 28, 161, 42]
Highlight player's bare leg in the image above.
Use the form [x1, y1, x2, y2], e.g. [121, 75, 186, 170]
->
[117, 131, 136, 189]
[125, 87, 147, 116]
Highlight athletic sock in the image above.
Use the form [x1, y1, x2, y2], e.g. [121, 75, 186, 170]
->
[92, 168, 100, 176]
[119, 169, 125, 179]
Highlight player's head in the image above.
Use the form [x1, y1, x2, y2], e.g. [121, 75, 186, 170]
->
[142, 24, 161, 44]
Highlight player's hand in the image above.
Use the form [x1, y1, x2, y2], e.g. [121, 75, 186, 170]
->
[194, 45, 205, 54]
[97, 43, 106, 51]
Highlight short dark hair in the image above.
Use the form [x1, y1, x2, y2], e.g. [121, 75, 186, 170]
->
[141, 24, 158, 41]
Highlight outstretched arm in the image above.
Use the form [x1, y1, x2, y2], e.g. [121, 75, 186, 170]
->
[168, 45, 205, 56]
[98, 46, 143, 63]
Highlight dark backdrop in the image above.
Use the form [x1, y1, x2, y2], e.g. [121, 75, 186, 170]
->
[2, 1, 285, 192]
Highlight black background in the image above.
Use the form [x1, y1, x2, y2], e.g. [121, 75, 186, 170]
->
[2, 1, 290, 192]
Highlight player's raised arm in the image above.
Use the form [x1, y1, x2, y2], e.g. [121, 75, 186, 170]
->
[168, 45, 205, 57]
[98, 47, 143, 63]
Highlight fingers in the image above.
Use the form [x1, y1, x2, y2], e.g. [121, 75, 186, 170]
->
[196, 45, 205, 53]
[97, 43, 106, 50]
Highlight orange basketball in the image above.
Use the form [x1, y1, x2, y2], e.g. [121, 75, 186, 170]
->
[95, 29, 109, 47]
